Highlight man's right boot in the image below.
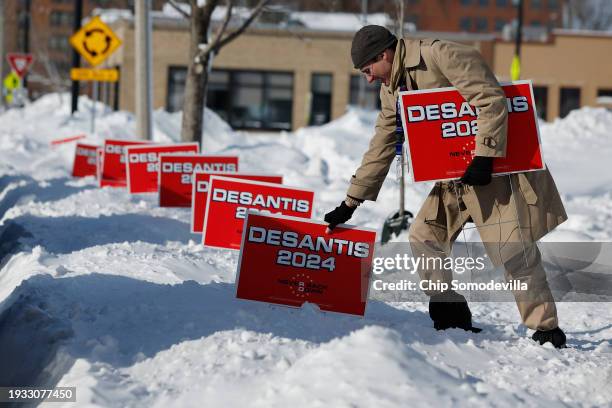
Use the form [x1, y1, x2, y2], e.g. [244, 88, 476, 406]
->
[532, 327, 567, 348]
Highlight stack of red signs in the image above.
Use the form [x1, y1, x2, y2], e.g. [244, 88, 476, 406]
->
[191, 172, 283, 233]
[126, 143, 199, 193]
[72, 143, 100, 177]
[158, 154, 239, 207]
[236, 212, 376, 316]
[100, 139, 150, 187]
[399, 80, 544, 182]
[202, 176, 314, 250]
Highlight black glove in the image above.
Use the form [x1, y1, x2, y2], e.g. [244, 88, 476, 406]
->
[324, 201, 356, 231]
[460, 156, 493, 186]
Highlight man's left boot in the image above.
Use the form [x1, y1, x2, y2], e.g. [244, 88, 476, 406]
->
[532, 327, 567, 348]
[429, 290, 482, 333]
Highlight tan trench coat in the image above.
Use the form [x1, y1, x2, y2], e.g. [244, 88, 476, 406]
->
[347, 37, 567, 245]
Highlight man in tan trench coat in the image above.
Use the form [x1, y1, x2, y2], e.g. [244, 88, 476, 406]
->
[324, 25, 568, 348]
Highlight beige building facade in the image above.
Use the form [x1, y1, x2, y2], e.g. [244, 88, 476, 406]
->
[106, 17, 612, 131]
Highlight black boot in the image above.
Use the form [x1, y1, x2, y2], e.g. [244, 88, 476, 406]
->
[429, 290, 481, 333]
[532, 327, 567, 348]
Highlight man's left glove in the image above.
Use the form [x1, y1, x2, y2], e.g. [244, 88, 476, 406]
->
[324, 201, 356, 232]
[460, 156, 494, 186]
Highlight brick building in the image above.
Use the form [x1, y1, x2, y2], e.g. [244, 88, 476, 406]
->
[0, 0, 164, 99]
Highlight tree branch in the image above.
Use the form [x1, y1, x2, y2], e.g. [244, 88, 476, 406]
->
[167, 0, 191, 19]
[204, 0, 235, 56]
[213, 0, 270, 52]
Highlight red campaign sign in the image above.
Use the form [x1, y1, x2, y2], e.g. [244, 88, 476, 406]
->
[99, 139, 150, 187]
[399, 80, 545, 183]
[72, 143, 99, 178]
[203, 176, 314, 250]
[191, 172, 283, 233]
[236, 212, 376, 316]
[7, 53, 34, 78]
[126, 143, 199, 194]
[158, 154, 239, 207]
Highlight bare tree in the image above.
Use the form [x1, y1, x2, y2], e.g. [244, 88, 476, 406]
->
[168, 0, 270, 145]
[564, 0, 612, 30]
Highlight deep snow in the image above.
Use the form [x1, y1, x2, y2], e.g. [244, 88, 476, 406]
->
[0, 94, 611, 407]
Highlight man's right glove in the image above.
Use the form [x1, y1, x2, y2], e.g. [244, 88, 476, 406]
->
[460, 156, 493, 186]
[324, 201, 356, 232]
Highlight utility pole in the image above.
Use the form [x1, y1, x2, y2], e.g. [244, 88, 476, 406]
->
[397, 0, 405, 221]
[135, 0, 153, 140]
[71, 0, 83, 115]
[511, 0, 523, 80]
[22, 0, 30, 89]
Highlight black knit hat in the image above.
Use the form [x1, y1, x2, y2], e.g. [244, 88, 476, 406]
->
[351, 25, 397, 69]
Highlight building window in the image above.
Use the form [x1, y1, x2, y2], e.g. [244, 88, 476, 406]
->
[460, 17, 472, 31]
[494, 18, 507, 31]
[349, 75, 381, 110]
[532, 86, 548, 121]
[166, 68, 293, 130]
[475, 17, 488, 31]
[166, 66, 187, 113]
[49, 35, 70, 51]
[460, 0, 472, 6]
[309, 73, 332, 126]
[559, 87, 581, 118]
[478, 0, 490, 6]
[49, 10, 73, 26]
[598, 89, 612, 97]
[530, 20, 542, 27]
[548, 0, 559, 10]
[531, 0, 542, 9]
[496, 0, 509, 6]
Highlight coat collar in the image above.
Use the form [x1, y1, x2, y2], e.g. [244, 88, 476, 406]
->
[387, 38, 422, 92]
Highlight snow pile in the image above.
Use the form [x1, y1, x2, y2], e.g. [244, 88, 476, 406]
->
[0, 96, 611, 406]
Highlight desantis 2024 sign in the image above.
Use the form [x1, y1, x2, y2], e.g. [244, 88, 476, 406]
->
[236, 212, 376, 316]
[399, 80, 544, 182]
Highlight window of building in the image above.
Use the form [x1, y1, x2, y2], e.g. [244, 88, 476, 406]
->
[460, 0, 473, 6]
[475, 17, 488, 31]
[530, 20, 542, 27]
[532, 86, 548, 121]
[309, 73, 332, 126]
[460, 17, 472, 31]
[548, 0, 559, 10]
[166, 68, 293, 130]
[494, 18, 507, 31]
[598, 89, 612, 97]
[531, 0, 542, 9]
[49, 10, 73, 26]
[166, 66, 188, 113]
[349, 75, 381, 110]
[560, 87, 581, 118]
[478, 0, 490, 6]
[495, 0, 509, 6]
[49, 35, 70, 51]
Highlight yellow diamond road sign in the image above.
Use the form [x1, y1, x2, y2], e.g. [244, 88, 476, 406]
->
[70, 16, 122, 67]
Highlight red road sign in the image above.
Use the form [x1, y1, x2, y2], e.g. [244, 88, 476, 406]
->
[6, 53, 34, 78]
[236, 212, 376, 316]
[158, 154, 239, 207]
[99, 139, 150, 187]
[203, 176, 314, 250]
[72, 143, 99, 178]
[191, 172, 283, 233]
[399, 80, 544, 183]
[126, 143, 199, 194]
